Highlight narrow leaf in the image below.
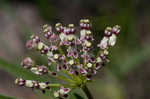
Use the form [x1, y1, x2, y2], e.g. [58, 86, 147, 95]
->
[0, 94, 18, 99]
[0, 58, 51, 82]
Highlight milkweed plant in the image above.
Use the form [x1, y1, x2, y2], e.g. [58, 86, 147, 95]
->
[15, 19, 121, 99]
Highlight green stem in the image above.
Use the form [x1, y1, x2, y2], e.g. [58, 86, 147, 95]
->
[48, 83, 74, 88]
[48, 84, 62, 87]
[48, 71, 75, 83]
[56, 74, 75, 83]
[81, 85, 94, 99]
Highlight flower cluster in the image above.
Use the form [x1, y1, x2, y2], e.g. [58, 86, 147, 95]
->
[15, 19, 120, 98]
[15, 78, 50, 93]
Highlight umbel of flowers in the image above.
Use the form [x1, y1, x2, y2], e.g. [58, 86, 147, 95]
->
[15, 19, 120, 99]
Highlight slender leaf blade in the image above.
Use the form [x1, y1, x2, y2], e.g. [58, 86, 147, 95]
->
[0, 94, 18, 99]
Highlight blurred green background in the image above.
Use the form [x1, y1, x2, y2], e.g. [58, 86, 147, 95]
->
[0, 0, 150, 99]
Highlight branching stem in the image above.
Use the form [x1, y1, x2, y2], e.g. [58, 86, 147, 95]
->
[81, 85, 94, 99]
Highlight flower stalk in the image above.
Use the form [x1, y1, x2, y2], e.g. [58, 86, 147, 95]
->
[82, 85, 94, 99]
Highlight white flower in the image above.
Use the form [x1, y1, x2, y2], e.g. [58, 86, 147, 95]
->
[53, 54, 59, 59]
[59, 33, 67, 41]
[37, 42, 44, 50]
[64, 88, 71, 94]
[15, 78, 19, 85]
[104, 50, 109, 55]
[98, 37, 109, 49]
[25, 80, 34, 88]
[80, 30, 86, 40]
[67, 35, 76, 41]
[59, 88, 65, 94]
[87, 63, 92, 68]
[54, 91, 59, 97]
[59, 87, 71, 95]
[47, 51, 53, 58]
[30, 67, 40, 75]
[112, 25, 120, 35]
[96, 57, 102, 63]
[69, 60, 74, 65]
[86, 30, 91, 35]
[39, 82, 47, 89]
[108, 34, 117, 46]
[85, 41, 92, 47]
[104, 27, 112, 36]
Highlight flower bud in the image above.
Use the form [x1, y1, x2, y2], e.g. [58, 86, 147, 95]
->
[69, 60, 74, 65]
[86, 30, 92, 35]
[39, 82, 47, 90]
[64, 88, 70, 94]
[44, 32, 52, 39]
[59, 88, 65, 95]
[53, 54, 59, 60]
[80, 29, 86, 40]
[84, 19, 90, 23]
[25, 80, 34, 88]
[31, 35, 40, 43]
[96, 57, 102, 63]
[15, 78, 25, 86]
[80, 19, 84, 29]
[55, 23, 63, 33]
[104, 27, 112, 37]
[33, 81, 39, 88]
[112, 25, 121, 35]
[98, 37, 108, 49]
[37, 42, 44, 50]
[80, 68, 87, 75]
[38, 66, 48, 74]
[68, 24, 75, 34]
[30, 65, 48, 75]
[54, 91, 59, 98]
[25, 40, 34, 49]
[67, 51, 73, 57]
[67, 35, 74, 41]
[59, 87, 70, 95]
[95, 63, 101, 70]
[50, 34, 58, 42]
[59, 32, 67, 41]
[30, 67, 38, 74]
[100, 53, 106, 60]
[87, 63, 92, 68]
[40, 46, 49, 54]
[73, 51, 78, 59]
[104, 50, 109, 55]
[57, 65, 61, 71]
[21, 57, 34, 69]
[51, 45, 58, 51]
[69, 69, 74, 74]
[43, 24, 48, 29]
[108, 34, 117, 46]
[85, 41, 92, 48]
[86, 74, 92, 80]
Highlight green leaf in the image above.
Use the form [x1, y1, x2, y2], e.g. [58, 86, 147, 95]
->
[0, 94, 18, 99]
[0, 58, 56, 99]
[69, 88, 87, 99]
[0, 57, 53, 82]
[73, 93, 85, 99]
